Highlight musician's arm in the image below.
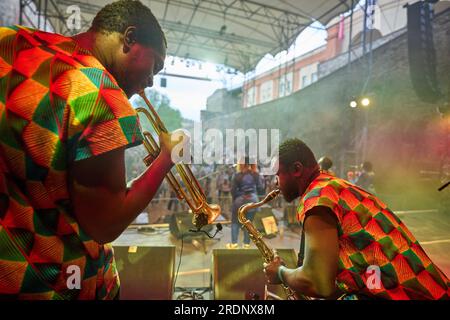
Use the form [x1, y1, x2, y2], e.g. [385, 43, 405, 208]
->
[278, 206, 339, 298]
[69, 132, 174, 245]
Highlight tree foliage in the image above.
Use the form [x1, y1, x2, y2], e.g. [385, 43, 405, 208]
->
[132, 89, 183, 132]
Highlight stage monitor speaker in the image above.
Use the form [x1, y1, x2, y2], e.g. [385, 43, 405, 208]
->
[113, 245, 175, 300]
[252, 206, 279, 238]
[212, 248, 297, 300]
[169, 212, 213, 239]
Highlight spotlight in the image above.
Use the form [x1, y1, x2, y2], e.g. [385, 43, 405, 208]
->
[350, 100, 358, 108]
[361, 98, 370, 107]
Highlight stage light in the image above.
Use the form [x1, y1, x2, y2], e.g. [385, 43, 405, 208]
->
[350, 100, 358, 108]
[219, 25, 227, 36]
[361, 97, 370, 107]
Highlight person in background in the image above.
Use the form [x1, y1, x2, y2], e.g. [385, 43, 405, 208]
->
[217, 167, 232, 219]
[347, 170, 356, 184]
[355, 161, 376, 194]
[227, 157, 263, 249]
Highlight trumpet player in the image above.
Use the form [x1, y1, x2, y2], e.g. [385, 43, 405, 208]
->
[263, 139, 449, 300]
[0, 0, 183, 299]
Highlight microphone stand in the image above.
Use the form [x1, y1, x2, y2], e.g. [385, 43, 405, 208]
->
[438, 181, 450, 191]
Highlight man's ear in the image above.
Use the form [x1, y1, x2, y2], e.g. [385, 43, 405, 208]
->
[123, 26, 137, 53]
[291, 161, 303, 177]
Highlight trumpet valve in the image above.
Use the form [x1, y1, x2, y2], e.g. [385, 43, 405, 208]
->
[143, 154, 156, 166]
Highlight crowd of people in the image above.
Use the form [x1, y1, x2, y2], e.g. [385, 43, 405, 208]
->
[125, 144, 284, 221]
[126, 145, 377, 225]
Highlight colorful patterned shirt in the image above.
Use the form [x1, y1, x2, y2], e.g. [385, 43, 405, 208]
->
[297, 172, 449, 300]
[0, 26, 143, 299]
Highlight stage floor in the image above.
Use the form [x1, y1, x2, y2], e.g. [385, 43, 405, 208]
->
[112, 208, 450, 299]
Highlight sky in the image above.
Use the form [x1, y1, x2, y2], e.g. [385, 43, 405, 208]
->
[148, 22, 328, 122]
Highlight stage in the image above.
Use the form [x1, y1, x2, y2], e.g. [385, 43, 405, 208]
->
[112, 208, 450, 300]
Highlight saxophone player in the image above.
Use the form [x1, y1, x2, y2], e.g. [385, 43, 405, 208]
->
[263, 139, 449, 300]
[0, 0, 185, 299]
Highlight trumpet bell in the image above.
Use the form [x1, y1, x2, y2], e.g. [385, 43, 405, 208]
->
[192, 203, 221, 230]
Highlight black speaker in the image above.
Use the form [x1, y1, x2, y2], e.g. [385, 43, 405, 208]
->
[113, 245, 175, 300]
[406, 1, 442, 103]
[212, 248, 297, 300]
[252, 206, 279, 238]
[169, 212, 213, 239]
[160, 77, 167, 87]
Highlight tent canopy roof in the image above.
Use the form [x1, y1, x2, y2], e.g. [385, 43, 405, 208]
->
[41, 0, 354, 72]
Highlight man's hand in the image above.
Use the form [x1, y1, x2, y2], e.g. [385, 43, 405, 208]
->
[263, 254, 285, 285]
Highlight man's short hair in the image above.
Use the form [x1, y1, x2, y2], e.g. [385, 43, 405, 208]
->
[279, 138, 317, 169]
[91, 0, 167, 54]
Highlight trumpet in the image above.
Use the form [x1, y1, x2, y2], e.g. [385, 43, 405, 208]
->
[136, 90, 221, 230]
[238, 189, 310, 300]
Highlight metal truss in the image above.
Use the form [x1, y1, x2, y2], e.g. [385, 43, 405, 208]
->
[150, 0, 323, 49]
[17, 0, 351, 71]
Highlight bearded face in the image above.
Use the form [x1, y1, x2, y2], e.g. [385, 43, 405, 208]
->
[276, 163, 301, 203]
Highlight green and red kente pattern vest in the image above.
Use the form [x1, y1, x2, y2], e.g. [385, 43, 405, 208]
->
[297, 172, 449, 300]
[0, 25, 142, 299]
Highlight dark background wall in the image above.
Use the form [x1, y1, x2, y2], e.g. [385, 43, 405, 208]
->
[202, 10, 450, 211]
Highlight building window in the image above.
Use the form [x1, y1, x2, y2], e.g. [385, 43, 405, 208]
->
[299, 63, 318, 90]
[246, 86, 255, 107]
[260, 80, 273, 103]
[302, 75, 310, 88]
[278, 72, 293, 97]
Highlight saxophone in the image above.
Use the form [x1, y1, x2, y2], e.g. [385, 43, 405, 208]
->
[237, 189, 310, 300]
